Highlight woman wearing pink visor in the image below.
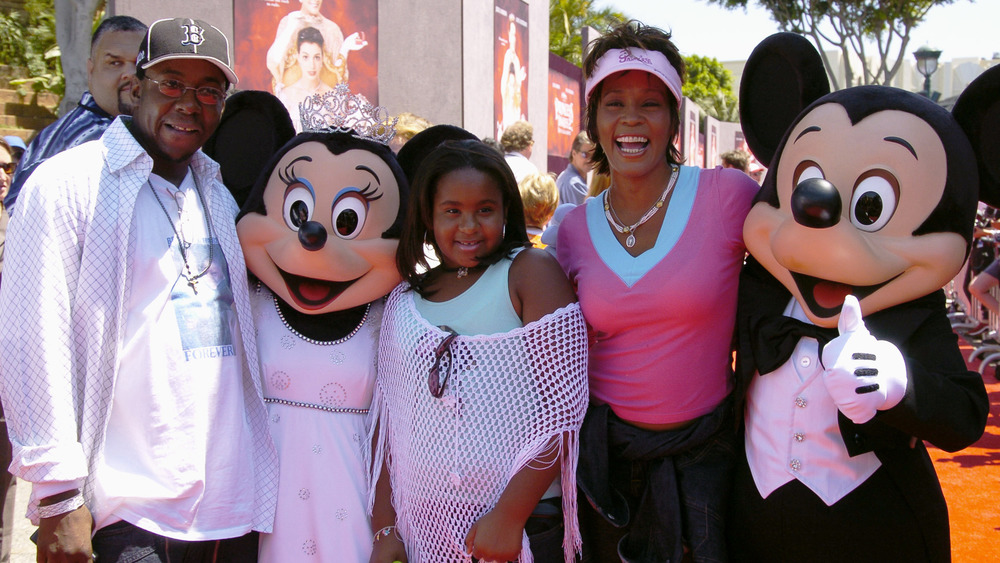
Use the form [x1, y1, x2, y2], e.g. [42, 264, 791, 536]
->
[551, 21, 760, 563]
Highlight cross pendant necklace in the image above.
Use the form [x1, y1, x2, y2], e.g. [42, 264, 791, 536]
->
[148, 172, 215, 294]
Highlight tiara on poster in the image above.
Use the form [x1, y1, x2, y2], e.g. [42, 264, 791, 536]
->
[298, 83, 397, 145]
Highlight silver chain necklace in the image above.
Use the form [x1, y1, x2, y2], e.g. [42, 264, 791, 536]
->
[604, 165, 679, 248]
[148, 174, 214, 294]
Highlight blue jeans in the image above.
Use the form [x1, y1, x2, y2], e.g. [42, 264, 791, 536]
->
[91, 521, 258, 563]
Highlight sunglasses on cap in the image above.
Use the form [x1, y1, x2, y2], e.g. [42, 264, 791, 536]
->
[145, 77, 225, 105]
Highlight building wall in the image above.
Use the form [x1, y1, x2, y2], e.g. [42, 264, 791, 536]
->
[380, 1, 463, 127]
[461, 0, 494, 140]
[110, 0, 233, 43]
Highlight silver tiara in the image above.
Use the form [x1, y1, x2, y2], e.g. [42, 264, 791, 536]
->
[298, 84, 397, 145]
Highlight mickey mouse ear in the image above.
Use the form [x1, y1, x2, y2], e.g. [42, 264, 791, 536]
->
[953, 65, 1000, 208]
[740, 32, 830, 167]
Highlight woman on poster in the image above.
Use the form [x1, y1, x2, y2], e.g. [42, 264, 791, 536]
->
[266, 0, 367, 95]
[278, 27, 334, 132]
[498, 14, 526, 135]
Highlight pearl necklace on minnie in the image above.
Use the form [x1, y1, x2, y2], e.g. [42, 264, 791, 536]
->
[271, 289, 371, 346]
[604, 165, 679, 248]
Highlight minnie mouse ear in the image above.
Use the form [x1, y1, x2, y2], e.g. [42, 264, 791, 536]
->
[740, 32, 829, 167]
[952, 65, 1000, 208]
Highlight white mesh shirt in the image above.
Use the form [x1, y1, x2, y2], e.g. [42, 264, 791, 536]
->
[370, 285, 589, 563]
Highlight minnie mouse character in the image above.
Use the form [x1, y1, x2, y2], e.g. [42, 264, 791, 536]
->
[729, 32, 998, 561]
[235, 89, 407, 562]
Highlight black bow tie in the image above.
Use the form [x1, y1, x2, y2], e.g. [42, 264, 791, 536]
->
[749, 314, 838, 375]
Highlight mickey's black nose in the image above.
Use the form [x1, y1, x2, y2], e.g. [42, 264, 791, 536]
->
[298, 221, 328, 251]
[791, 178, 841, 229]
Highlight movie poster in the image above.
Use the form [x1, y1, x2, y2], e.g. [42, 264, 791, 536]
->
[233, 0, 378, 132]
[547, 53, 583, 173]
[681, 97, 701, 167]
[494, 0, 529, 140]
[705, 115, 720, 168]
[718, 121, 743, 154]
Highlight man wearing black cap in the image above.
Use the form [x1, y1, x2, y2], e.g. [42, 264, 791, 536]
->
[0, 18, 277, 562]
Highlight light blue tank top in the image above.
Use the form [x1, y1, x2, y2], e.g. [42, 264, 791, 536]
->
[414, 255, 522, 335]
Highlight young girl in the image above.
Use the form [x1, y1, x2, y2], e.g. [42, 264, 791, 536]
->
[369, 140, 589, 563]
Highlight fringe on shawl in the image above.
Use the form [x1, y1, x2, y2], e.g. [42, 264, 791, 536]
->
[367, 379, 420, 559]
[366, 381, 386, 514]
[505, 426, 584, 563]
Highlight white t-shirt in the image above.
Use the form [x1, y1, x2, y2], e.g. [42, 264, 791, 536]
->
[504, 151, 538, 184]
[93, 171, 256, 540]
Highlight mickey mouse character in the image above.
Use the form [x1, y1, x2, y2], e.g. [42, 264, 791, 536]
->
[729, 32, 998, 562]
[236, 125, 407, 561]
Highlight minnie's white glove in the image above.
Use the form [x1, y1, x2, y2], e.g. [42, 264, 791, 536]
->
[820, 295, 907, 424]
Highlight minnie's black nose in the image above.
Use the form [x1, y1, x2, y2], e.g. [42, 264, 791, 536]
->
[298, 221, 328, 251]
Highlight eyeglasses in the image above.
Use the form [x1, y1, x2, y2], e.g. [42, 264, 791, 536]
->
[145, 77, 225, 105]
[427, 330, 458, 398]
[0, 162, 13, 174]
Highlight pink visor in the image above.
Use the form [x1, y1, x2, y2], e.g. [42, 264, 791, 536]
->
[584, 48, 683, 107]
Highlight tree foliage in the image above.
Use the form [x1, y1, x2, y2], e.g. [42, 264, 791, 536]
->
[706, 0, 960, 89]
[1, 0, 64, 97]
[549, 0, 627, 65]
[683, 54, 739, 122]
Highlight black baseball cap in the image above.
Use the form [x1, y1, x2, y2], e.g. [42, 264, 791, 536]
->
[137, 18, 238, 86]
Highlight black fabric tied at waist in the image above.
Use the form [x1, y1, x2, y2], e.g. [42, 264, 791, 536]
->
[577, 401, 729, 563]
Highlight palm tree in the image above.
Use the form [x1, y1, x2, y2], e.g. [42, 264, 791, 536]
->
[550, 0, 627, 65]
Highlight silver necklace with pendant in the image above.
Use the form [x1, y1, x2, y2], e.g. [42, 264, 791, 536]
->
[148, 174, 214, 294]
[604, 165, 679, 248]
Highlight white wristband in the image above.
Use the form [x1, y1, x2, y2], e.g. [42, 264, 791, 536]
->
[37, 493, 85, 519]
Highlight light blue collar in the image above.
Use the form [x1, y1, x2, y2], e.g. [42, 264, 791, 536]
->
[585, 165, 698, 287]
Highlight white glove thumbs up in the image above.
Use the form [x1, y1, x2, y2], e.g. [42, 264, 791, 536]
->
[837, 295, 868, 336]
[822, 294, 907, 424]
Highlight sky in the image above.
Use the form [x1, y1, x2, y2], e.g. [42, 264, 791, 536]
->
[596, 0, 1000, 63]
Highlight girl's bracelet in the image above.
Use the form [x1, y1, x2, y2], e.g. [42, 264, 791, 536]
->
[373, 524, 396, 544]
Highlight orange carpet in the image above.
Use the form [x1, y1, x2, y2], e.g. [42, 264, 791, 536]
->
[925, 341, 1000, 561]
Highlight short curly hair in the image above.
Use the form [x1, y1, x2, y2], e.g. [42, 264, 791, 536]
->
[518, 172, 558, 228]
[500, 120, 534, 153]
[583, 20, 686, 174]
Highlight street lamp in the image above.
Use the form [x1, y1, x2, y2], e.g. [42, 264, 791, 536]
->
[913, 46, 942, 97]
